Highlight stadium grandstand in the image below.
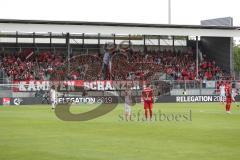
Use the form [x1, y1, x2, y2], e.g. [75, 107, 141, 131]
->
[0, 18, 240, 100]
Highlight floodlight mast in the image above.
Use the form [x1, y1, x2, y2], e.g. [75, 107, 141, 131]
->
[168, 0, 171, 24]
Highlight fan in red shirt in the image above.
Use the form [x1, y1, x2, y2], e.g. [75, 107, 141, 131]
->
[142, 83, 154, 120]
[225, 81, 233, 114]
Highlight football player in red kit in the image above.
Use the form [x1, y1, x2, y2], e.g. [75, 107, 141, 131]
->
[142, 83, 154, 120]
[225, 81, 233, 114]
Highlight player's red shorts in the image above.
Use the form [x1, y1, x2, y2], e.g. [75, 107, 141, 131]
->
[144, 100, 153, 109]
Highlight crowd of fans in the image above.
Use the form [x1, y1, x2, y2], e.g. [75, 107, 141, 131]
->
[0, 48, 228, 81]
[111, 49, 226, 81]
[0, 50, 66, 80]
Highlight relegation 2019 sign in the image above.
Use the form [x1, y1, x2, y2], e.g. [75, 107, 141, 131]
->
[1, 95, 239, 105]
[157, 95, 239, 103]
[176, 95, 221, 102]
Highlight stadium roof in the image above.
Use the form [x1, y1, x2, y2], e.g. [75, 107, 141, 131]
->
[0, 19, 240, 37]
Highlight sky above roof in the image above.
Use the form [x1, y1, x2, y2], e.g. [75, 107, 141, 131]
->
[0, 0, 239, 26]
[1, 0, 239, 44]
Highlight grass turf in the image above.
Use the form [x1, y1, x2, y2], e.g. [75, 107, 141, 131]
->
[0, 103, 240, 160]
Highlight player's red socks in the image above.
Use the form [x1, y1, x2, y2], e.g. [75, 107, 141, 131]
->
[144, 109, 152, 120]
[226, 104, 229, 111]
[149, 109, 153, 119]
[226, 104, 231, 112]
[144, 109, 148, 119]
[227, 104, 231, 111]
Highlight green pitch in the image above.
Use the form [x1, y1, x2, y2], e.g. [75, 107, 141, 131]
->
[0, 103, 240, 160]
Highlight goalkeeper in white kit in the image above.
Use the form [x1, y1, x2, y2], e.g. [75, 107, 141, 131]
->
[124, 87, 132, 121]
[50, 86, 57, 110]
[219, 83, 226, 103]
